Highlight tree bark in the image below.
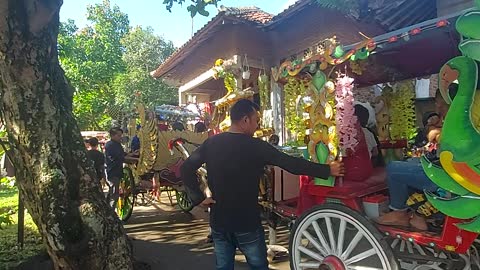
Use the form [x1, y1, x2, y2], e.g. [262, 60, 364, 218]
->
[0, 1, 133, 269]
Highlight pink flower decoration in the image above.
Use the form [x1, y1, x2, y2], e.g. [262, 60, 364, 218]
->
[335, 75, 358, 153]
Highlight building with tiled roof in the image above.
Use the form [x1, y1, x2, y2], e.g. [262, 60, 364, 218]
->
[152, 0, 474, 105]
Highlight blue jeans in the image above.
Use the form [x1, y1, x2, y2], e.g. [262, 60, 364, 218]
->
[387, 158, 438, 210]
[211, 226, 269, 270]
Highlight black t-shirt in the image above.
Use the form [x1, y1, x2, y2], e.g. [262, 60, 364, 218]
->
[181, 132, 331, 232]
[86, 149, 105, 179]
[105, 141, 125, 178]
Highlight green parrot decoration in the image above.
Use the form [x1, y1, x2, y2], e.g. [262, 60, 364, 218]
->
[423, 0, 480, 233]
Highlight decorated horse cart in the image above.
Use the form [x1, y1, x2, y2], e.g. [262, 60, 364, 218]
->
[115, 103, 208, 221]
[265, 5, 480, 270]
[167, 4, 480, 269]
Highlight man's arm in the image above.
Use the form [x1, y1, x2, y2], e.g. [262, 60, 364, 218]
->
[259, 140, 340, 179]
[180, 143, 207, 207]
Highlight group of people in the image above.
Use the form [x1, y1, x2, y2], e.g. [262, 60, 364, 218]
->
[80, 91, 452, 269]
[179, 85, 456, 269]
[84, 128, 138, 210]
[84, 120, 208, 213]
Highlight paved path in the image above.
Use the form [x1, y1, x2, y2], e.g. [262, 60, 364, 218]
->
[124, 198, 291, 270]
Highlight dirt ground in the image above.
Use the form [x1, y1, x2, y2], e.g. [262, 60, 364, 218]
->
[124, 197, 291, 270]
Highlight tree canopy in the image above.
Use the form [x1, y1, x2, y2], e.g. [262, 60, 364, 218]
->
[114, 26, 177, 110]
[59, 0, 177, 130]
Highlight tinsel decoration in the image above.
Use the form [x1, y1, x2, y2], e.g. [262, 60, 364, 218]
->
[284, 78, 308, 146]
[223, 73, 237, 94]
[335, 75, 358, 153]
[389, 81, 417, 140]
[258, 74, 270, 110]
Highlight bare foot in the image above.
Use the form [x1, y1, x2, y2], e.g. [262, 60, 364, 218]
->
[375, 210, 410, 227]
[410, 213, 428, 231]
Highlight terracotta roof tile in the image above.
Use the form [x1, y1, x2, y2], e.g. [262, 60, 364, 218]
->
[219, 6, 273, 24]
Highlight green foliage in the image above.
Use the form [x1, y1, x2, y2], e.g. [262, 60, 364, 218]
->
[163, 0, 220, 17]
[0, 177, 15, 191]
[113, 26, 177, 110]
[0, 185, 17, 229]
[59, 0, 129, 130]
[122, 26, 175, 72]
[59, 1, 178, 130]
[0, 188, 43, 268]
[113, 70, 178, 110]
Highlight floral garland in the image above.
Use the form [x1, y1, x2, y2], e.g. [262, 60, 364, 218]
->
[335, 75, 358, 153]
[284, 78, 307, 145]
[389, 81, 417, 140]
[272, 37, 376, 81]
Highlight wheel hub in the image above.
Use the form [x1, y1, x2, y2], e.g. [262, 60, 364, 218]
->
[319, 256, 346, 270]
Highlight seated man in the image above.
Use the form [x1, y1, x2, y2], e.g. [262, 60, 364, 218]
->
[376, 126, 441, 230]
[376, 86, 456, 230]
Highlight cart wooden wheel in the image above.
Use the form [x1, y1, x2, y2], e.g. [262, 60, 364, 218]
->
[175, 190, 193, 212]
[116, 167, 135, 222]
[289, 203, 398, 270]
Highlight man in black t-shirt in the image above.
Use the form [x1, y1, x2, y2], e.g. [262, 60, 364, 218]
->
[181, 99, 345, 270]
[105, 127, 138, 210]
[85, 137, 105, 188]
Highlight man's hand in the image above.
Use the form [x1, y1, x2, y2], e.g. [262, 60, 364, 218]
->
[329, 161, 345, 177]
[124, 156, 139, 164]
[200, 197, 216, 208]
[126, 150, 139, 157]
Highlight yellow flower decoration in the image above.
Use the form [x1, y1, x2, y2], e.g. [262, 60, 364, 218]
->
[215, 58, 224, 67]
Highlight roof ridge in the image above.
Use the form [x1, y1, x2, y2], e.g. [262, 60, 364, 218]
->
[220, 5, 273, 14]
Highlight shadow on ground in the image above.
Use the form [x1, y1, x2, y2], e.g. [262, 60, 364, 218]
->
[125, 200, 290, 270]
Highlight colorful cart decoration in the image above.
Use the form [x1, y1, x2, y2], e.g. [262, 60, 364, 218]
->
[424, 0, 480, 233]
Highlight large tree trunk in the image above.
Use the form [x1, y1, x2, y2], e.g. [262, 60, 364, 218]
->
[0, 0, 133, 269]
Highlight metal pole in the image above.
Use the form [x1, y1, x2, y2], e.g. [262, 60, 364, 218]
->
[17, 190, 24, 249]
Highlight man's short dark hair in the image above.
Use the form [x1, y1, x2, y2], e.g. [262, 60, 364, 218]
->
[194, 122, 207, 133]
[422, 111, 440, 127]
[230, 99, 260, 122]
[354, 104, 369, 128]
[171, 122, 185, 131]
[86, 137, 99, 147]
[109, 127, 123, 137]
